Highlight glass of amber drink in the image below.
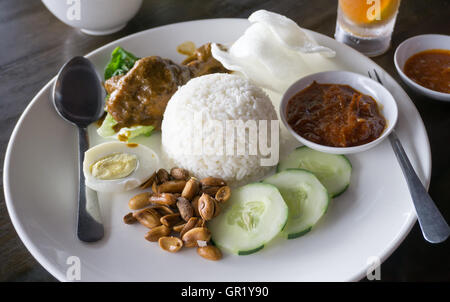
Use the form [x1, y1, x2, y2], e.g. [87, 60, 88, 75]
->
[335, 0, 401, 57]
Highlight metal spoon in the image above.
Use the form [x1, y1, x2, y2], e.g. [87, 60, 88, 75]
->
[53, 56, 105, 242]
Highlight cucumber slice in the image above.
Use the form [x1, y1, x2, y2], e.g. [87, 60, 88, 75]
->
[277, 146, 352, 197]
[263, 169, 329, 239]
[208, 183, 288, 255]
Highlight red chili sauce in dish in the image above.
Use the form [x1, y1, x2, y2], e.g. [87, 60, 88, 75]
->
[286, 81, 386, 147]
[404, 49, 450, 94]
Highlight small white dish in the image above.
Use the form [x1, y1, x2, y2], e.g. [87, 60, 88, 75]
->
[280, 71, 398, 154]
[394, 34, 450, 102]
[41, 0, 143, 36]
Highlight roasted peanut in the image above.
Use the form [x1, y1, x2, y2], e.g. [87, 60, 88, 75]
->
[151, 205, 175, 216]
[160, 213, 182, 227]
[196, 219, 206, 228]
[213, 199, 221, 218]
[145, 225, 171, 242]
[180, 217, 199, 238]
[182, 227, 211, 248]
[133, 208, 161, 228]
[152, 181, 158, 194]
[177, 197, 194, 222]
[170, 168, 190, 180]
[140, 172, 157, 189]
[140, 179, 153, 190]
[149, 193, 177, 206]
[197, 246, 222, 261]
[215, 186, 231, 203]
[191, 196, 201, 217]
[201, 186, 221, 196]
[173, 223, 186, 233]
[200, 177, 226, 187]
[123, 212, 137, 224]
[158, 236, 183, 253]
[128, 192, 152, 210]
[158, 180, 187, 194]
[181, 177, 200, 200]
[198, 193, 216, 221]
[156, 169, 170, 184]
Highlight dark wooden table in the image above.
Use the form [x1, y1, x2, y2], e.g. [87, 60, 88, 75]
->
[1, 0, 449, 282]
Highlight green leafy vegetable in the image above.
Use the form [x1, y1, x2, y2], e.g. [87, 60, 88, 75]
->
[99, 48, 153, 141]
[104, 47, 139, 80]
[100, 48, 153, 141]
[97, 113, 154, 141]
[123, 124, 155, 139]
[97, 113, 118, 138]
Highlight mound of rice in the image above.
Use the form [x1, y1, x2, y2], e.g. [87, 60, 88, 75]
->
[161, 73, 278, 185]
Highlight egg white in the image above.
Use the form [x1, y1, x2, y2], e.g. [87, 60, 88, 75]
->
[83, 142, 159, 193]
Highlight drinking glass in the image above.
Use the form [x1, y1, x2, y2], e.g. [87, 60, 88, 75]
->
[335, 0, 401, 57]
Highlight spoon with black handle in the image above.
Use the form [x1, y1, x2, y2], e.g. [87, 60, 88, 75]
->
[53, 56, 105, 242]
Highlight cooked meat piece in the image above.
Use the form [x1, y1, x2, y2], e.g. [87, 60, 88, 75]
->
[182, 43, 229, 77]
[104, 75, 122, 95]
[105, 43, 228, 133]
[106, 56, 191, 131]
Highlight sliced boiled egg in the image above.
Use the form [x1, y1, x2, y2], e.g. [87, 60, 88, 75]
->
[83, 142, 159, 193]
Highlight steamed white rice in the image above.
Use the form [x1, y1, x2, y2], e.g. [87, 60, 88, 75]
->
[161, 73, 278, 185]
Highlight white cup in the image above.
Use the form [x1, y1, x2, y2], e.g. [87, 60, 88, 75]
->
[42, 0, 143, 35]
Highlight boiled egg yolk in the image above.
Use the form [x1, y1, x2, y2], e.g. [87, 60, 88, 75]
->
[90, 153, 137, 180]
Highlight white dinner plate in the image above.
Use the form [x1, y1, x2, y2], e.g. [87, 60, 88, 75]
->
[3, 18, 431, 281]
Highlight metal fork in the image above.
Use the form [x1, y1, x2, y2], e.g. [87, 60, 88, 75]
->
[368, 69, 449, 243]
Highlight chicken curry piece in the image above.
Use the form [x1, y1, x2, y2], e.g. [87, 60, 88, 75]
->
[104, 43, 228, 131]
[182, 43, 229, 77]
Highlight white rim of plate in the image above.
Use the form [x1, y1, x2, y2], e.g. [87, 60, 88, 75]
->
[3, 18, 431, 282]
